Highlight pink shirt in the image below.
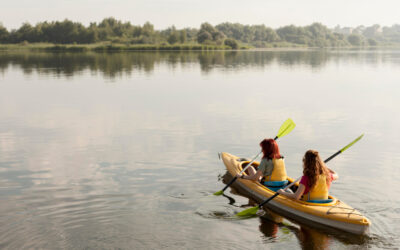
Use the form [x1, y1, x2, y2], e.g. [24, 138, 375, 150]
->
[299, 173, 333, 195]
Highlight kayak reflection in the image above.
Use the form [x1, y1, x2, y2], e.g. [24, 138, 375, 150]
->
[258, 208, 369, 248]
[223, 172, 369, 247]
[259, 209, 330, 249]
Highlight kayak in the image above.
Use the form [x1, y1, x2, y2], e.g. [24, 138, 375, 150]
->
[221, 152, 371, 235]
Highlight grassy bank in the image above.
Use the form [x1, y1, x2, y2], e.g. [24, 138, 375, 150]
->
[0, 43, 251, 52]
[2, 42, 397, 52]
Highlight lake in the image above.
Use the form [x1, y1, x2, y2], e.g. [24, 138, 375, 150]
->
[0, 49, 399, 249]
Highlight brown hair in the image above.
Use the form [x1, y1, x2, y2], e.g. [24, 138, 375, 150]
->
[260, 139, 281, 159]
[302, 150, 331, 188]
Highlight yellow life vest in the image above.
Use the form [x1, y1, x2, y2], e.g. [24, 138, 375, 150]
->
[302, 174, 329, 201]
[265, 158, 287, 182]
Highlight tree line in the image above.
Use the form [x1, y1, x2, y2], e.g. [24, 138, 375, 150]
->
[1, 18, 400, 47]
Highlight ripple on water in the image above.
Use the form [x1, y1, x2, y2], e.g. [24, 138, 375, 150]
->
[0, 185, 139, 248]
[167, 192, 188, 199]
[195, 197, 259, 221]
[195, 208, 239, 220]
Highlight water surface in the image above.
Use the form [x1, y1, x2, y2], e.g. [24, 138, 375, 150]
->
[0, 49, 399, 249]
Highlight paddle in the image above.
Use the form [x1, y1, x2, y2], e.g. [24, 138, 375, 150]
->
[236, 134, 364, 217]
[214, 118, 296, 196]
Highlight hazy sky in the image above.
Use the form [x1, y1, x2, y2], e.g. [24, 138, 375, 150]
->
[2, 0, 400, 29]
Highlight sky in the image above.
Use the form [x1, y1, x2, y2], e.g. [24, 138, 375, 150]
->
[2, 0, 400, 30]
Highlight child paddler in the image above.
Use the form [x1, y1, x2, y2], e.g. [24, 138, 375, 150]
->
[236, 139, 288, 187]
[278, 150, 338, 201]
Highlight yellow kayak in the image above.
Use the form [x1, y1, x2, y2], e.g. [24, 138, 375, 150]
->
[221, 152, 371, 235]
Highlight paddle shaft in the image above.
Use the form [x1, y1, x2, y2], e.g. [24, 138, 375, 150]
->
[257, 150, 341, 209]
[324, 150, 340, 163]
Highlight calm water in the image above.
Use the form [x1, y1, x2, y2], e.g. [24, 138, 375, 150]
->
[0, 50, 399, 249]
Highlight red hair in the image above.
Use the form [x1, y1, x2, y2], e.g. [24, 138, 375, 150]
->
[260, 139, 281, 159]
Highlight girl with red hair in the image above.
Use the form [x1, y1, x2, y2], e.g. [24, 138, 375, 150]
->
[236, 139, 288, 185]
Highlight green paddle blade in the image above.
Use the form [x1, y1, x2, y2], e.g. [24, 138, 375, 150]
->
[276, 118, 296, 139]
[236, 206, 259, 217]
[213, 190, 224, 196]
[340, 134, 364, 153]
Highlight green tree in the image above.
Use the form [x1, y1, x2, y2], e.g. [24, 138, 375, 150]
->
[0, 24, 9, 43]
[182, 28, 197, 42]
[167, 28, 179, 44]
[197, 22, 226, 44]
[363, 24, 381, 38]
[199, 23, 216, 34]
[277, 25, 309, 44]
[142, 22, 155, 43]
[212, 30, 225, 44]
[197, 30, 212, 43]
[216, 22, 244, 41]
[224, 38, 239, 49]
[79, 23, 98, 43]
[255, 25, 279, 42]
[347, 34, 364, 46]
[179, 30, 187, 43]
[142, 22, 154, 37]
[132, 26, 142, 37]
[382, 24, 400, 43]
[11, 22, 35, 43]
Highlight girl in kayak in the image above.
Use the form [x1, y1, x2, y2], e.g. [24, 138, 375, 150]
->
[236, 139, 287, 184]
[278, 150, 338, 201]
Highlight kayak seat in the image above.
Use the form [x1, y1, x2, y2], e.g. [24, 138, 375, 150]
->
[263, 180, 289, 192]
[307, 199, 334, 203]
[264, 180, 289, 187]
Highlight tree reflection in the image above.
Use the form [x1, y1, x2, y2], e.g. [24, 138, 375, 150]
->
[0, 50, 396, 78]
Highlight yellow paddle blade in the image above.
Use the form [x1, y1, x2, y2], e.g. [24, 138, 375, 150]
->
[340, 134, 364, 153]
[236, 206, 259, 217]
[276, 118, 296, 139]
[213, 190, 224, 196]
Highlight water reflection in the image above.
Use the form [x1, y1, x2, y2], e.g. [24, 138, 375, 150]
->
[1, 49, 399, 248]
[222, 172, 372, 248]
[1, 49, 399, 77]
[258, 209, 372, 249]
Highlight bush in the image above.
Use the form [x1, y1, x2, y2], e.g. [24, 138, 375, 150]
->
[347, 34, 364, 46]
[197, 31, 212, 43]
[224, 38, 239, 49]
[167, 32, 179, 44]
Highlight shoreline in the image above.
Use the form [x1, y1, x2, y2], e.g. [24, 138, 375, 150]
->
[1, 43, 400, 52]
[0, 43, 238, 52]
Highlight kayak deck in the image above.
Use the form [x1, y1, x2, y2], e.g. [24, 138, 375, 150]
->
[221, 152, 370, 235]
